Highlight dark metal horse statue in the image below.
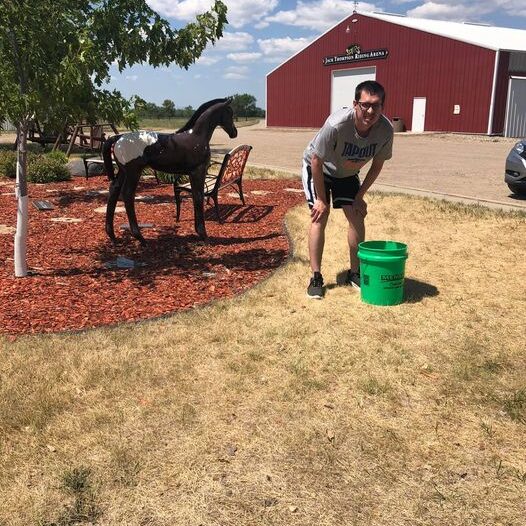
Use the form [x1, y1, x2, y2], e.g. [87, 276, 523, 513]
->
[102, 98, 237, 244]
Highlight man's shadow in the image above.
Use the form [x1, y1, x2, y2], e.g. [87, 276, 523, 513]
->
[333, 271, 438, 303]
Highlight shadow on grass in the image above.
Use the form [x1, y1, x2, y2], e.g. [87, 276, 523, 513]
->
[404, 277, 439, 303]
[204, 204, 274, 223]
[333, 271, 438, 303]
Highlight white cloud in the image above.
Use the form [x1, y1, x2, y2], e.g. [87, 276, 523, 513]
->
[265, 0, 380, 31]
[212, 31, 254, 52]
[407, 2, 481, 20]
[226, 66, 249, 74]
[146, 0, 279, 28]
[147, 0, 212, 20]
[227, 52, 263, 62]
[225, 0, 279, 28]
[125, 75, 139, 81]
[223, 66, 249, 79]
[254, 20, 270, 29]
[196, 56, 220, 66]
[224, 72, 247, 79]
[406, 1, 526, 21]
[191, 32, 254, 68]
[257, 36, 313, 62]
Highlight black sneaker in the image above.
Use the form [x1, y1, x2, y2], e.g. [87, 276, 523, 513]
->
[346, 270, 361, 290]
[307, 272, 324, 299]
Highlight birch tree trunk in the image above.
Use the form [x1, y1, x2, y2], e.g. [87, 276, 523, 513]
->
[14, 122, 28, 277]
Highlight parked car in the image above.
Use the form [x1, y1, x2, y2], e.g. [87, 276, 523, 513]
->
[505, 139, 526, 196]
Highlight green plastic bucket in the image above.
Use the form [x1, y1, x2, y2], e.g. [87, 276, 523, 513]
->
[358, 240, 408, 306]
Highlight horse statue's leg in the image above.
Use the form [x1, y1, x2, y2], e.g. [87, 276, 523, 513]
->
[105, 166, 125, 244]
[189, 165, 208, 240]
[121, 165, 146, 245]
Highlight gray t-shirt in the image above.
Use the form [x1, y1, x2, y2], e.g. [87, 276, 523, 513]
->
[303, 107, 393, 179]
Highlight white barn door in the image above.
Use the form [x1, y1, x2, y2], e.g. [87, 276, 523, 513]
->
[331, 67, 376, 114]
[504, 77, 526, 138]
[411, 97, 426, 132]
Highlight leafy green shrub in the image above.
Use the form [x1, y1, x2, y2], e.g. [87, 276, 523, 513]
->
[156, 171, 189, 184]
[45, 150, 68, 164]
[0, 150, 17, 179]
[0, 150, 71, 182]
[28, 156, 71, 183]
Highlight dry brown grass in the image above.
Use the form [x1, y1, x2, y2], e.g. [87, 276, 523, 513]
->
[244, 164, 296, 180]
[1, 193, 525, 526]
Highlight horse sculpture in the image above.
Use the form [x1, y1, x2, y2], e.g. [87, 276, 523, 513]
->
[102, 98, 238, 244]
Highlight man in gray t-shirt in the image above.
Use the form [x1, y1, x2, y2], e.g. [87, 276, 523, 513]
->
[302, 80, 394, 299]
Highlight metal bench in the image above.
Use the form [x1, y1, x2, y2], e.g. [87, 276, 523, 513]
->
[173, 144, 252, 222]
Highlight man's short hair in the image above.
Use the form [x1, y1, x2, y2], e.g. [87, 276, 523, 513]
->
[355, 81, 386, 105]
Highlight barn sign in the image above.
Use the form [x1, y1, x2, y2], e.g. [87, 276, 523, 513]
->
[323, 44, 389, 66]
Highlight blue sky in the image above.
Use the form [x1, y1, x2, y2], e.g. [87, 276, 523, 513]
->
[107, 0, 526, 110]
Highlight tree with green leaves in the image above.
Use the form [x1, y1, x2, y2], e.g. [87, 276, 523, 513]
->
[0, 0, 227, 276]
[161, 99, 176, 118]
[230, 93, 257, 120]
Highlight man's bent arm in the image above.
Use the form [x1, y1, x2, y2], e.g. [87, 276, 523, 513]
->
[310, 154, 328, 223]
[355, 157, 385, 201]
[311, 154, 327, 203]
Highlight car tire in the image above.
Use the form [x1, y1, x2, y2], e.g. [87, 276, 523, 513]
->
[507, 183, 526, 197]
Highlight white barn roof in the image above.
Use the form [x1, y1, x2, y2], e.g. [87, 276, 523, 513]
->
[364, 12, 526, 52]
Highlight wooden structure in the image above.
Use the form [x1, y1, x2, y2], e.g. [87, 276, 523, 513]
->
[65, 123, 119, 157]
[22, 120, 119, 154]
[24, 120, 70, 149]
[174, 144, 252, 222]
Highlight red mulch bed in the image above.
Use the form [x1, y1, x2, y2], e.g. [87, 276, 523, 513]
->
[0, 176, 304, 335]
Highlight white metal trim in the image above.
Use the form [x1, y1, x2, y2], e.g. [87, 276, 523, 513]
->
[487, 50, 500, 135]
[265, 74, 268, 126]
[503, 77, 513, 137]
[363, 12, 501, 51]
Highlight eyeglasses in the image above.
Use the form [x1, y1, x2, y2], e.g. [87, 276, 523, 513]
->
[356, 101, 382, 112]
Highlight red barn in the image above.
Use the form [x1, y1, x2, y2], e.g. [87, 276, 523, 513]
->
[266, 12, 526, 137]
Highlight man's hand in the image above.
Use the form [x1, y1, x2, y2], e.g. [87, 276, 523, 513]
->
[352, 197, 368, 217]
[311, 198, 328, 223]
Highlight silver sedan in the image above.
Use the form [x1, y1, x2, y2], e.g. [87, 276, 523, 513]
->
[505, 139, 526, 196]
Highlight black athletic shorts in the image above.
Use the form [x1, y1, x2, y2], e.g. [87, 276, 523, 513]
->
[302, 160, 360, 209]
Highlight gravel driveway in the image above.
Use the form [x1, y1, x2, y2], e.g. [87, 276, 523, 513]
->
[211, 122, 525, 211]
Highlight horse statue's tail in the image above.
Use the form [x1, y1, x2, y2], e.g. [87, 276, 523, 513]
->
[102, 134, 121, 181]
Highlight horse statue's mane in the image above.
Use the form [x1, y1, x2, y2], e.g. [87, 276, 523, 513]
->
[177, 98, 230, 133]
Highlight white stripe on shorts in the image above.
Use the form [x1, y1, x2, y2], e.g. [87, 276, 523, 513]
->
[301, 160, 316, 205]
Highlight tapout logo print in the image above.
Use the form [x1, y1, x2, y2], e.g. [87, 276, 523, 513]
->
[341, 142, 377, 160]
